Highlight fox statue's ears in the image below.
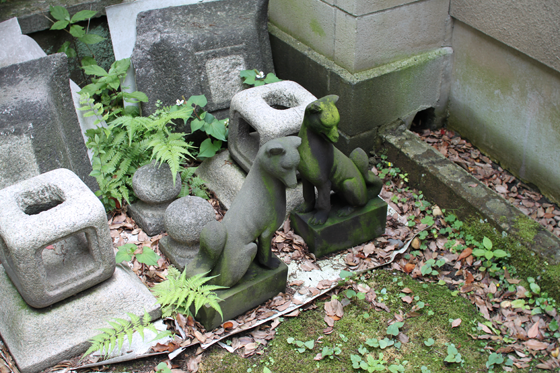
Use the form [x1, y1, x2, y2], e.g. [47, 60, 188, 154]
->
[307, 95, 339, 114]
[267, 145, 285, 156]
[266, 137, 302, 157]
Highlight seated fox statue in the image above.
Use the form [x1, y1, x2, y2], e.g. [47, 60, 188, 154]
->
[185, 136, 301, 287]
[296, 95, 383, 225]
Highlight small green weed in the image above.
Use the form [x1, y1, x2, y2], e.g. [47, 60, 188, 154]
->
[443, 343, 463, 365]
[239, 69, 281, 87]
[48, 6, 105, 64]
[351, 352, 386, 372]
[286, 337, 314, 353]
[115, 243, 160, 266]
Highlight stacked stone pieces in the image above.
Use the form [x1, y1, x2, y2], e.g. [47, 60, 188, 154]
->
[159, 196, 216, 270]
[127, 161, 181, 236]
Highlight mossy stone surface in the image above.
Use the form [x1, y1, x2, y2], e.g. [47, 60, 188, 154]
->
[290, 195, 387, 258]
[194, 255, 288, 331]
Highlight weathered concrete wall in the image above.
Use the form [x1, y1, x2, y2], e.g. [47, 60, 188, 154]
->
[268, 0, 452, 152]
[450, 0, 560, 74]
[447, 21, 560, 204]
[269, 0, 451, 73]
[270, 24, 451, 154]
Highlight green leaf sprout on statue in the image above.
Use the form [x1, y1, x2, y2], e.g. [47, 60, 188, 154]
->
[151, 267, 226, 319]
[240, 69, 282, 87]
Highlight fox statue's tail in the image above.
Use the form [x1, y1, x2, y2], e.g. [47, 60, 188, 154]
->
[184, 220, 227, 278]
[350, 147, 383, 196]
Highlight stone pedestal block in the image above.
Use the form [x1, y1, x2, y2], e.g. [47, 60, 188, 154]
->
[0, 264, 161, 373]
[131, 0, 274, 116]
[128, 201, 170, 236]
[194, 256, 288, 330]
[228, 80, 316, 172]
[0, 169, 115, 308]
[290, 196, 388, 258]
[158, 237, 198, 271]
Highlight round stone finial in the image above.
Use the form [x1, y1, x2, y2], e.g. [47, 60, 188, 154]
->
[132, 161, 182, 204]
[164, 196, 216, 245]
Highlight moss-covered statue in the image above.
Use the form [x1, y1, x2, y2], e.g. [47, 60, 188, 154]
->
[296, 95, 383, 225]
[185, 136, 301, 287]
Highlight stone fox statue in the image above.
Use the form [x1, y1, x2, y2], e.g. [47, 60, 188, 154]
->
[296, 95, 383, 225]
[185, 136, 301, 287]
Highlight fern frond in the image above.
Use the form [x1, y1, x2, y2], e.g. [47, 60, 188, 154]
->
[81, 311, 157, 361]
[168, 266, 181, 279]
[151, 267, 226, 320]
[205, 298, 224, 320]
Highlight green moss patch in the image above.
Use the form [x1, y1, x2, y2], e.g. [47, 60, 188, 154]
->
[197, 270, 503, 373]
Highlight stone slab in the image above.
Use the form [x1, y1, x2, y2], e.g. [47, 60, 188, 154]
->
[0, 264, 161, 373]
[195, 150, 304, 214]
[334, 0, 451, 72]
[333, 0, 419, 16]
[269, 0, 336, 61]
[106, 0, 220, 106]
[128, 201, 170, 236]
[269, 24, 452, 153]
[448, 21, 560, 206]
[131, 0, 274, 116]
[0, 53, 97, 191]
[450, 0, 560, 74]
[158, 236, 199, 270]
[290, 196, 387, 258]
[194, 256, 288, 330]
[0, 18, 46, 68]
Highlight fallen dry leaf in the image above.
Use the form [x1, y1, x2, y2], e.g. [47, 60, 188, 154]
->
[300, 261, 319, 272]
[193, 330, 207, 344]
[403, 263, 415, 273]
[523, 339, 549, 350]
[324, 299, 344, 318]
[458, 247, 472, 261]
[285, 309, 300, 317]
[451, 318, 462, 328]
[401, 296, 413, 304]
[527, 322, 540, 339]
[478, 322, 493, 335]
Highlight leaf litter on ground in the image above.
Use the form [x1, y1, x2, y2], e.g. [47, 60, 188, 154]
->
[16, 151, 560, 371]
[414, 127, 560, 238]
